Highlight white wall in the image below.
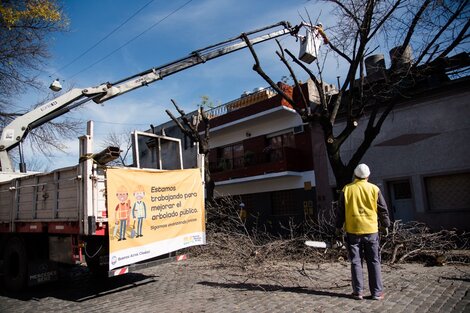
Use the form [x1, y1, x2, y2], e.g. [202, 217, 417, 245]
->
[209, 107, 302, 148]
[214, 171, 315, 197]
[331, 89, 470, 213]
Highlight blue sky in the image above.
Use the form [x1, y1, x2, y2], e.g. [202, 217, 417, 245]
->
[19, 0, 339, 170]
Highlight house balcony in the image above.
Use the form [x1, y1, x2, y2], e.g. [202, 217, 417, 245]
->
[209, 147, 309, 182]
[203, 84, 298, 133]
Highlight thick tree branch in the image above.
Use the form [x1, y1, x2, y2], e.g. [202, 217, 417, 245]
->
[284, 48, 326, 112]
[326, 42, 353, 64]
[165, 99, 213, 201]
[241, 33, 302, 115]
[400, 0, 431, 56]
[165, 109, 191, 137]
[274, 41, 309, 111]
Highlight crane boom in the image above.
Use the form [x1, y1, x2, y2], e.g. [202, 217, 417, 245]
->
[0, 21, 299, 173]
[92, 21, 296, 103]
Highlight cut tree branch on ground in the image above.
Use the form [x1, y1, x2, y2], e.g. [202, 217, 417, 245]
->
[191, 198, 470, 272]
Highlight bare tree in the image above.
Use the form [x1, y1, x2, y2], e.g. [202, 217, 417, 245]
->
[99, 129, 133, 166]
[0, 0, 67, 111]
[166, 99, 215, 203]
[0, 1, 82, 171]
[242, 0, 469, 190]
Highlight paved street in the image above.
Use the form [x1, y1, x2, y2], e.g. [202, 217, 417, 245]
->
[0, 257, 469, 313]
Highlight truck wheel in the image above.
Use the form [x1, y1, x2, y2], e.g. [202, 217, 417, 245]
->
[3, 237, 28, 292]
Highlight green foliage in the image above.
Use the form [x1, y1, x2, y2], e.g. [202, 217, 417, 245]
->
[0, 0, 62, 29]
[0, 0, 67, 115]
[199, 95, 220, 110]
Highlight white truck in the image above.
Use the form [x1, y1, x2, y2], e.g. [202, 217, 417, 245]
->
[0, 21, 303, 291]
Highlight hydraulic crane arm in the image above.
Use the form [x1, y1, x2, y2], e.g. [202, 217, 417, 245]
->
[91, 21, 297, 103]
[0, 21, 299, 173]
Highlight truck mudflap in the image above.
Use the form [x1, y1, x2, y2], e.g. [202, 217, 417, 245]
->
[108, 254, 188, 277]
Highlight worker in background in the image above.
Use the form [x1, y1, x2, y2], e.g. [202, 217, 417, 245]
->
[314, 23, 329, 44]
[239, 202, 247, 224]
[335, 164, 390, 301]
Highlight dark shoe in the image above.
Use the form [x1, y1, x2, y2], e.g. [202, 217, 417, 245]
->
[118, 239, 122, 241]
[123, 237, 126, 240]
[351, 292, 363, 300]
[372, 293, 384, 300]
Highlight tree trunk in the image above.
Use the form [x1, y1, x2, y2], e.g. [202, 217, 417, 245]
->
[203, 151, 215, 204]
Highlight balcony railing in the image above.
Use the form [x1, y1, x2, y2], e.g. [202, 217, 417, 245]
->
[205, 87, 276, 119]
[209, 147, 307, 181]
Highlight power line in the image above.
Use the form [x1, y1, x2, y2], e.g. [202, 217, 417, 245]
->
[51, 0, 156, 78]
[69, 0, 194, 79]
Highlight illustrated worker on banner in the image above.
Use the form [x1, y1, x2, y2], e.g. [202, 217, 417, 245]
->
[115, 185, 131, 241]
[132, 185, 147, 238]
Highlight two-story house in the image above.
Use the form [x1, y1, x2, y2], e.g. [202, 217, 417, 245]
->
[144, 52, 470, 231]
[145, 82, 335, 231]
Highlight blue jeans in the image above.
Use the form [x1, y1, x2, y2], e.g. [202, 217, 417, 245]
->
[346, 233, 383, 296]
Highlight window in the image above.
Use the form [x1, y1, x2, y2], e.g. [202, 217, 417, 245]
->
[392, 181, 412, 200]
[232, 144, 244, 168]
[266, 132, 295, 161]
[271, 189, 299, 216]
[425, 172, 470, 212]
[218, 143, 244, 170]
[267, 131, 295, 148]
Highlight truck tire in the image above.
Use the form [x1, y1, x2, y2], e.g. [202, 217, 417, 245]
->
[3, 237, 28, 292]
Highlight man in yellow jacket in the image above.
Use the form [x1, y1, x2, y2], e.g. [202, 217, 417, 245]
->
[336, 164, 390, 301]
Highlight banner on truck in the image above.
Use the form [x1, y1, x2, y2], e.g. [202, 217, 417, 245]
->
[107, 168, 205, 270]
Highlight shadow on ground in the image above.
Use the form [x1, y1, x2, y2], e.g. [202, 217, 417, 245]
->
[0, 266, 157, 302]
[440, 276, 470, 283]
[199, 281, 354, 299]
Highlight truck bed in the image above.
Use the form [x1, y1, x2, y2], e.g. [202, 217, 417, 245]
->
[0, 165, 107, 234]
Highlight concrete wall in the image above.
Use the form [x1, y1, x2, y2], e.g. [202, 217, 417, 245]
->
[330, 87, 470, 230]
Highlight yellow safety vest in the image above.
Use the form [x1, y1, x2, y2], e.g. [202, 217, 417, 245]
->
[342, 179, 380, 234]
[239, 208, 247, 221]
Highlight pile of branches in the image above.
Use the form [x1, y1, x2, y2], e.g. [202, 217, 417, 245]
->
[190, 197, 469, 267]
[191, 198, 346, 267]
[381, 221, 470, 265]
